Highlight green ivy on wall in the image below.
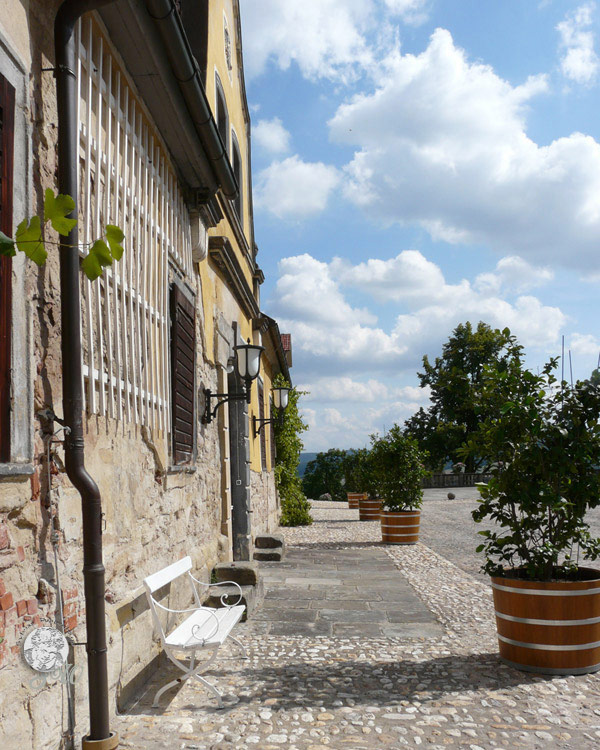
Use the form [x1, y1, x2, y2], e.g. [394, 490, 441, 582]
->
[272, 373, 312, 526]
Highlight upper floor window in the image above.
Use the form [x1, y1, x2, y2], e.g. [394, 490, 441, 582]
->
[215, 72, 229, 156]
[231, 130, 243, 226]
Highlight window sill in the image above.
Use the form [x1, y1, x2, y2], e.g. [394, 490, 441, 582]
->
[0, 463, 35, 477]
[167, 465, 197, 475]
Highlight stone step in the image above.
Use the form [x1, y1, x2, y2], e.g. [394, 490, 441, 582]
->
[213, 560, 261, 586]
[253, 534, 286, 562]
[253, 548, 283, 562]
[255, 533, 286, 552]
[203, 579, 264, 621]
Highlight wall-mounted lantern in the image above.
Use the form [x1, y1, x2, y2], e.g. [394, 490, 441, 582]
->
[202, 339, 265, 424]
[252, 386, 290, 438]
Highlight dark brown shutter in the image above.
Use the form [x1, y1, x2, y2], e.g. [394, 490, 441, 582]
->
[258, 380, 266, 471]
[0, 74, 15, 463]
[170, 284, 196, 465]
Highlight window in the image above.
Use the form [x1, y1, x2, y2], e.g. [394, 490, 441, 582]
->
[77, 18, 192, 436]
[258, 380, 266, 471]
[215, 72, 228, 156]
[231, 130, 243, 225]
[0, 73, 15, 463]
[170, 284, 196, 465]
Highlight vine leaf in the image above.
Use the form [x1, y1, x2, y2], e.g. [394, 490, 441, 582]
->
[16, 217, 47, 265]
[0, 231, 16, 257]
[81, 239, 113, 281]
[44, 189, 77, 236]
[105, 224, 125, 260]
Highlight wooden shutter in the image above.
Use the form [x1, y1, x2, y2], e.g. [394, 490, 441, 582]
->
[258, 380, 266, 471]
[170, 284, 196, 465]
[0, 74, 15, 463]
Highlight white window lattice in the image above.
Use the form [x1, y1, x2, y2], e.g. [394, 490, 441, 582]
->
[76, 16, 193, 436]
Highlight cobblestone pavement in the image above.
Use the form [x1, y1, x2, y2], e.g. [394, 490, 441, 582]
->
[114, 501, 600, 749]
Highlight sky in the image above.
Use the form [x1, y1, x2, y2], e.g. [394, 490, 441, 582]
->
[240, 0, 600, 452]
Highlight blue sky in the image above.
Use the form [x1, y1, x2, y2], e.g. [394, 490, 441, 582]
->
[240, 0, 600, 451]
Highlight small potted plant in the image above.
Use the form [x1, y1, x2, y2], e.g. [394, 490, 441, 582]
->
[343, 449, 367, 509]
[355, 446, 382, 521]
[462, 332, 600, 674]
[370, 426, 429, 542]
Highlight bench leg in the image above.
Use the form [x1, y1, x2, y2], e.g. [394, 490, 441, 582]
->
[152, 677, 183, 708]
[153, 648, 225, 708]
[230, 635, 248, 659]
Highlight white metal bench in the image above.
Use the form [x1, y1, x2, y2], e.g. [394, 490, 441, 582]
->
[143, 556, 247, 708]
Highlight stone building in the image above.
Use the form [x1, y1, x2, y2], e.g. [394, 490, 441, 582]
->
[0, 1, 289, 747]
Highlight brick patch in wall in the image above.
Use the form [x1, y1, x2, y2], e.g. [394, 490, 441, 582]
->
[16, 599, 26, 617]
[0, 592, 13, 611]
[64, 615, 77, 632]
[30, 469, 40, 501]
[16, 547, 25, 562]
[63, 587, 78, 601]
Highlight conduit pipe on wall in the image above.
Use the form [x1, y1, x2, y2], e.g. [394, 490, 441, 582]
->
[55, 1, 118, 746]
[144, 0, 239, 199]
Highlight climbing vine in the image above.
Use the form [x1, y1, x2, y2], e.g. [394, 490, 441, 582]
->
[272, 373, 312, 526]
[0, 189, 124, 280]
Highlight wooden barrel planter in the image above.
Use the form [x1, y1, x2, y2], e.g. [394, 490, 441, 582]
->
[491, 568, 600, 675]
[380, 510, 420, 544]
[358, 496, 381, 521]
[347, 492, 364, 509]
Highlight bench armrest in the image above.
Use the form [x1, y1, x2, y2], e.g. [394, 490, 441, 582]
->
[189, 574, 243, 608]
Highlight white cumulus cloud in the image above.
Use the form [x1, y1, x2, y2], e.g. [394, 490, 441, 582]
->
[570, 332, 600, 355]
[557, 3, 599, 84]
[329, 28, 600, 269]
[254, 156, 340, 220]
[269, 251, 566, 381]
[253, 117, 291, 155]
[474, 256, 554, 295]
[240, 0, 428, 83]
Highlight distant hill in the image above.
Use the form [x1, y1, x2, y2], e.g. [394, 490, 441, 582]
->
[297, 452, 318, 477]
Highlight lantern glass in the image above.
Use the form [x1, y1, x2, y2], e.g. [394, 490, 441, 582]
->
[234, 340, 264, 380]
[246, 346, 262, 379]
[273, 387, 290, 410]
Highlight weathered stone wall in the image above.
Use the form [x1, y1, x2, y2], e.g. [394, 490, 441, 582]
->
[0, 3, 235, 748]
[250, 469, 280, 538]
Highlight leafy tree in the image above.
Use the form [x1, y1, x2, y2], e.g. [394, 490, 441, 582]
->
[405, 322, 513, 472]
[302, 448, 347, 501]
[459, 332, 600, 580]
[342, 448, 367, 493]
[272, 374, 312, 526]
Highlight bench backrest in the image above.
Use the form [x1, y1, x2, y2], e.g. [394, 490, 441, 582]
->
[143, 556, 196, 644]
[143, 556, 192, 594]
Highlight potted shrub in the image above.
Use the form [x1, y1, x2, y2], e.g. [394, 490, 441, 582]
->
[355, 446, 382, 521]
[370, 426, 429, 542]
[343, 449, 368, 509]
[462, 333, 600, 674]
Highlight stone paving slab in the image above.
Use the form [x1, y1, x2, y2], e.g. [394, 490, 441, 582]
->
[255, 546, 442, 639]
[114, 501, 600, 749]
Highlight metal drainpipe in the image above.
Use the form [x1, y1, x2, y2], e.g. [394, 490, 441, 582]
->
[54, 1, 118, 746]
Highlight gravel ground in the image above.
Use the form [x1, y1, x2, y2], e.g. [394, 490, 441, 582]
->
[114, 499, 600, 750]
